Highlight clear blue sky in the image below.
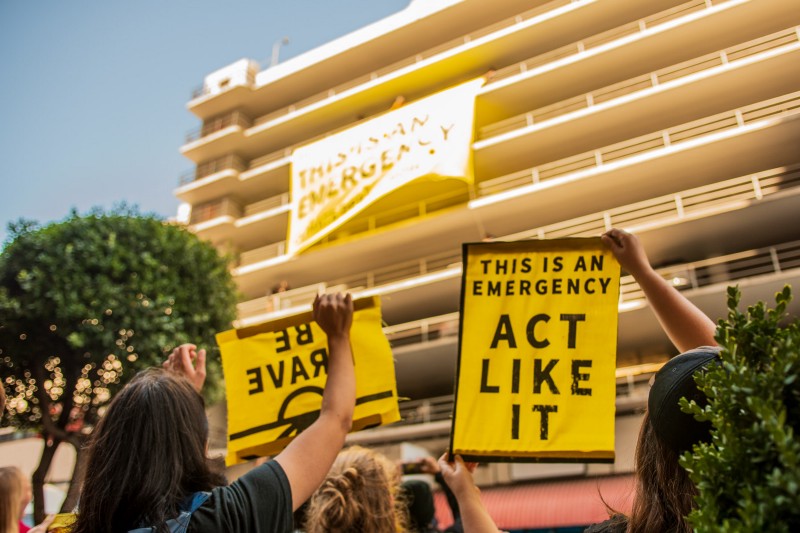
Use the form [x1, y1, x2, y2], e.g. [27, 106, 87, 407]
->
[0, 0, 410, 245]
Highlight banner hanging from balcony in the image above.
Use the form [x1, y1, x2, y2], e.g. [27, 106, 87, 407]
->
[288, 78, 484, 255]
[450, 238, 621, 462]
[217, 296, 400, 466]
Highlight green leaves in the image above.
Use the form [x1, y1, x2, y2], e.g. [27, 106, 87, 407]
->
[0, 208, 237, 431]
[680, 285, 800, 531]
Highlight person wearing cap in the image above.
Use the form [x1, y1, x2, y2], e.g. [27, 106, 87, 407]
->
[437, 229, 719, 533]
[593, 229, 719, 532]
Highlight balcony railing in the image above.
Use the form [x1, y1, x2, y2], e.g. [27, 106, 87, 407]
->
[620, 239, 800, 301]
[479, 27, 800, 140]
[505, 164, 800, 241]
[185, 111, 251, 144]
[477, 90, 800, 197]
[189, 198, 242, 225]
[235, 188, 468, 269]
[242, 193, 291, 218]
[248, 0, 574, 129]
[490, 0, 726, 85]
[235, 163, 800, 322]
[179, 154, 247, 186]
[190, 70, 255, 101]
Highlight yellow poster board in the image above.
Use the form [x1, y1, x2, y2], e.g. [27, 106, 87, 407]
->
[217, 296, 400, 465]
[451, 239, 620, 462]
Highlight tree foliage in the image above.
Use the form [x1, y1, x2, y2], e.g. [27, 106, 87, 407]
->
[0, 207, 237, 516]
[680, 285, 800, 532]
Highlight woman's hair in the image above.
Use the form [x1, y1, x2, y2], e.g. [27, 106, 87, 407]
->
[72, 369, 225, 533]
[305, 445, 408, 533]
[0, 466, 24, 533]
[627, 411, 695, 533]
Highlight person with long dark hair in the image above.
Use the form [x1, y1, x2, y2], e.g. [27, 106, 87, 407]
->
[71, 292, 356, 533]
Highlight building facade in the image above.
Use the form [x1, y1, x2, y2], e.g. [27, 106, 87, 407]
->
[177, 0, 800, 529]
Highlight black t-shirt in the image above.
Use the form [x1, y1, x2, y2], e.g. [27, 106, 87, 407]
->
[188, 460, 293, 533]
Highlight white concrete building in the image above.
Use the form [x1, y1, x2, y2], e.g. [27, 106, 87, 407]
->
[177, 0, 800, 528]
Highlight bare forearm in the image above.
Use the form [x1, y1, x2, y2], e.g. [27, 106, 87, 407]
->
[635, 268, 717, 352]
[454, 489, 501, 533]
[319, 335, 355, 431]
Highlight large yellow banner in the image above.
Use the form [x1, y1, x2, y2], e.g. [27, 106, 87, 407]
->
[217, 296, 400, 465]
[451, 239, 620, 462]
[288, 78, 484, 255]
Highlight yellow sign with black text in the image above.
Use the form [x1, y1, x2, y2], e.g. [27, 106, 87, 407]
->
[217, 297, 400, 466]
[288, 78, 484, 255]
[451, 239, 620, 462]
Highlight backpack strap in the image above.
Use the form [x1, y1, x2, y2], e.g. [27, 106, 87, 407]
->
[128, 492, 211, 533]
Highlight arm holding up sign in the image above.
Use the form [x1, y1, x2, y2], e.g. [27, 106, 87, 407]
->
[602, 228, 716, 352]
[275, 292, 356, 510]
[438, 454, 502, 533]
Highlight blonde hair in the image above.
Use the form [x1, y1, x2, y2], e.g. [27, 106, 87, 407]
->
[305, 446, 408, 533]
[0, 466, 24, 533]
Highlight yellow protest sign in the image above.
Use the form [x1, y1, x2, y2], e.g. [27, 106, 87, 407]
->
[450, 239, 620, 462]
[288, 78, 484, 255]
[217, 296, 400, 465]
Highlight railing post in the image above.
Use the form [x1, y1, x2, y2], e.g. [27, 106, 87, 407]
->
[769, 247, 782, 273]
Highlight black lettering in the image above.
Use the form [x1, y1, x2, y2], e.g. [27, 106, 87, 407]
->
[473, 280, 483, 296]
[291, 355, 310, 384]
[535, 279, 548, 295]
[505, 280, 515, 295]
[567, 278, 580, 294]
[488, 281, 502, 296]
[591, 255, 604, 271]
[585, 278, 595, 294]
[511, 358, 521, 394]
[491, 315, 517, 348]
[266, 361, 285, 388]
[553, 256, 563, 272]
[533, 404, 558, 440]
[480, 259, 492, 274]
[526, 314, 550, 348]
[560, 314, 586, 349]
[599, 277, 611, 294]
[309, 348, 328, 377]
[497, 259, 508, 274]
[246, 367, 263, 395]
[521, 257, 532, 273]
[574, 256, 587, 271]
[533, 359, 560, 394]
[275, 329, 290, 353]
[552, 278, 562, 294]
[295, 324, 314, 345]
[480, 358, 500, 393]
[511, 404, 520, 440]
[520, 280, 531, 295]
[571, 360, 592, 396]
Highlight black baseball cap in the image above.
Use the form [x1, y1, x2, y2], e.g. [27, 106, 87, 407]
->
[648, 347, 720, 453]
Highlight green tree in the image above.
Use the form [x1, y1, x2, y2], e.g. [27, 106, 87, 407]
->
[0, 207, 237, 521]
[680, 285, 800, 531]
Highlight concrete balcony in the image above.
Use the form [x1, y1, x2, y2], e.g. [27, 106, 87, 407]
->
[473, 33, 800, 177]
[234, 163, 800, 329]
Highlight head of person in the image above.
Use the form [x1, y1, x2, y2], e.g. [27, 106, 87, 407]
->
[305, 445, 408, 533]
[72, 368, 225, 533]
[0, 466, 28, 533]
[628, 347, 719, 533]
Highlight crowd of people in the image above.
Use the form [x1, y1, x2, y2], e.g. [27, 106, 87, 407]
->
[0, 228, 776, 532]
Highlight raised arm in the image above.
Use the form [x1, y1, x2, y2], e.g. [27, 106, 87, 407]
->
[602, 228, 717, 352]
[438, 454, 501, 533]
[275, 292, 356, 510]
